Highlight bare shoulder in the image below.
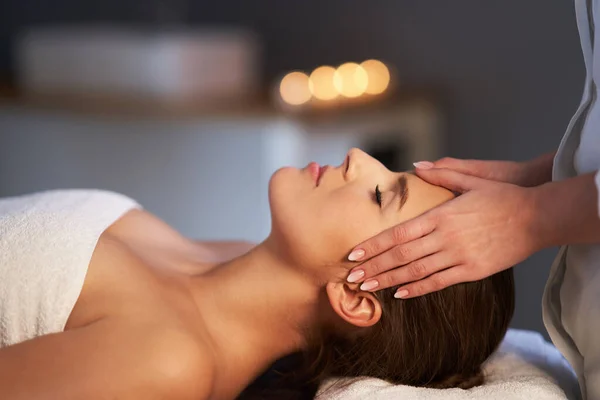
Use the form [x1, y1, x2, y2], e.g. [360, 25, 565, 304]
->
[107, 208, 190, 245]
[0, 317, 215, 400]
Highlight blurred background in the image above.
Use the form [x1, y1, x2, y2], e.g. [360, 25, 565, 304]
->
[0, 0, 584, 338]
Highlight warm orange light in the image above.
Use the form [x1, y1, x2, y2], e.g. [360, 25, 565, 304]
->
[279, 71, 312, 105]
[333, 62, 369, 98]
[361, 59, 390, 95]
[308, 66, 338, 101]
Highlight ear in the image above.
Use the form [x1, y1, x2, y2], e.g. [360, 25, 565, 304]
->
[325, 282, 382, 328]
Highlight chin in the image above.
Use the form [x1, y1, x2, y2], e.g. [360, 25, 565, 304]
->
[269, 166, 296, 186]
[267, 168, 311, 260]
[268, 166, 302, 207]
[269, 166, 298, 216]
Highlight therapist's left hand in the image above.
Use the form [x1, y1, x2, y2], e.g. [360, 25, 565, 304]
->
[346, 167, 542, 298]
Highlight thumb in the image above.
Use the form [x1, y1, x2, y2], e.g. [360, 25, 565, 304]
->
[433, 157, 489, 179]
[415, 167, 485, 193]
[433, 157, 469, 171]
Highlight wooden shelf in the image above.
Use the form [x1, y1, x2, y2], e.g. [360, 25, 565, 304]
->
[0, 84, 444, 123]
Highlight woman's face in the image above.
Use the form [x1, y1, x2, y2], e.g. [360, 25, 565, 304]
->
[268, 148, 454, 275]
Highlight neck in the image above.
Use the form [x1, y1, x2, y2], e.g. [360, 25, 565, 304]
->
[189, 238, 322, 398]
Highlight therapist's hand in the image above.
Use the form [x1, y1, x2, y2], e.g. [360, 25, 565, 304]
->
[346, 167, 542, 298]
[421, 155, 552, 187]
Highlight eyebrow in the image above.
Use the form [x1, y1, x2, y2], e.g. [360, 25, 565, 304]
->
[397, 175, 409, 211]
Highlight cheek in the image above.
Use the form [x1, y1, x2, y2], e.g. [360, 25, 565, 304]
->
[327, 203, 382, 252]
[270, 183, 382, 269]
[309, 203, 382, 269]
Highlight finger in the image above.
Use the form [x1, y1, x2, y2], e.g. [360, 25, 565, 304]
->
[349, 234, 440, 283]
[393, 266, 467, 299]
[434, 157, 488, 177]
[347, 212, 436, 262]
[415, 167, 485, 193]
[363, 251, 456, 291]
[433, 157, 468, 171]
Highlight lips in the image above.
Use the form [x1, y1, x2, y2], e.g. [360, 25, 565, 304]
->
[307, 162, 328, 186]
[317, 166, 329, 185]
[307, 162, 320, 185]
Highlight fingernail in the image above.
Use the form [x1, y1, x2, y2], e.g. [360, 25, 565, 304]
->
[348, 249, 365, 261]
[360, 279, 379, 291]
[347, 269, 365, 283]
[394, 289, 409, 299]
[413, 161, 433, 169]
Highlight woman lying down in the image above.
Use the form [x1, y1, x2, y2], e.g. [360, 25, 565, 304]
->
[0, 148, 514, 400]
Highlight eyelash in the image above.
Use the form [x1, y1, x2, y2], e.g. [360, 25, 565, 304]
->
[375, 185, 382, 207]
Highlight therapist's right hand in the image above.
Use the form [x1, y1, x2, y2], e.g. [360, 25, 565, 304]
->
[426, 152, 555, 188]
[347, 167, 543, 298]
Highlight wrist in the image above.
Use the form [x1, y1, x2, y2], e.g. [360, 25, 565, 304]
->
[526, 173, 600, 248]
[524, 185, 555, 250]
[518, 152, 555, 187]
[518, 186, 553, 252]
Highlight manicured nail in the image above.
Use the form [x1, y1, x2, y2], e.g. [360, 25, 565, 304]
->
[360, 279, 379, 291]
[348, 249, 365, 261]
[394, 289, 409, 299]
[413, 161, 434, 169]
[347, 269, 365, 283]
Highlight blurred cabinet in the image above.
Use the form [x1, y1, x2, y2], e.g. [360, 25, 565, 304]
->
[0, 98, 444, 242]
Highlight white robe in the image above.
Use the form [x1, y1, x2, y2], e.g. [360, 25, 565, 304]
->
[542, 1, 600, 399]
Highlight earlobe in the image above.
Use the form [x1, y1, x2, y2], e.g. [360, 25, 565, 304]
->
[326, 282, 383, 328]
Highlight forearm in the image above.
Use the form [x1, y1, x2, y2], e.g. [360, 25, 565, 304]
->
[529, 172, 600, 248]
[520, 151, 556, 187]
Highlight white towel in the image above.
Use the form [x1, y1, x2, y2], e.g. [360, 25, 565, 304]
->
[317, 329, 580, 400]
[0, 189, 140, 347]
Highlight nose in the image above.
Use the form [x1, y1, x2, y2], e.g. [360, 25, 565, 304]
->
[345, 148, 370, 179]
[346, 147, 373, 167]
[346, 147, 391, 176]
[348, 147, 364, 156]
[347, 148, 369, 162]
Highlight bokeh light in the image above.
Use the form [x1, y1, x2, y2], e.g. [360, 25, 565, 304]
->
[333, 62, 369, 98]
[361, 59, 391, 95]
[308, 66, 338, 101]
[279, 71, 312, 105]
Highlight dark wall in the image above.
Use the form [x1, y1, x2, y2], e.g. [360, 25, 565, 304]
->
[0, 1, 584, 155]
[0, 0, 586, 336]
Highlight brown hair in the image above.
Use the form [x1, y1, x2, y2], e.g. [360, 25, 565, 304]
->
[240, 268, 515, 399]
